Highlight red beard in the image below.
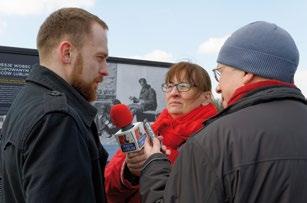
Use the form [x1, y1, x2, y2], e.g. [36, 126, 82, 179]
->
[71, 53, 100, 102]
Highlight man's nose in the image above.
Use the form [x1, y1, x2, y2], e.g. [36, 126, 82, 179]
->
[99, 64, 108, 76]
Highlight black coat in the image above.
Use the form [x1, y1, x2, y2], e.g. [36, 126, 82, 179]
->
[140, 86, 307, 203]
[0, 65, 108, 203]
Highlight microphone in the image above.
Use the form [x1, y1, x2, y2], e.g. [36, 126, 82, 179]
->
[110, 104, 155, 153]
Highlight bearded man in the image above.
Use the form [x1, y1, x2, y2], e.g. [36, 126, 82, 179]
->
[1, 8, 109, 203]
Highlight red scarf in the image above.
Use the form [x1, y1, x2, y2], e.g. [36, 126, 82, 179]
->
[152, 103, 217, 164]
[228, 80, 296, 106]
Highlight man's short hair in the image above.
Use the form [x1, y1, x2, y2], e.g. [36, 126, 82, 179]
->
[37, 7, 108, 59]
[139, 78, 147, 84]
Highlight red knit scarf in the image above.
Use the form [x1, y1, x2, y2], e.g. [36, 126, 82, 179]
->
[152, 103, 217, 164]
[227, 80, 296, 106]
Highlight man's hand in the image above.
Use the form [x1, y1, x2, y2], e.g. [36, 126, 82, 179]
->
[126, 137, 170, 176]
[126, 148, 147, 176]
[143, 136, 163, 157]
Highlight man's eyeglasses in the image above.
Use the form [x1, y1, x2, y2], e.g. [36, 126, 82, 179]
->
[212, 67, 221, 82]
[161, 83, 195, 93]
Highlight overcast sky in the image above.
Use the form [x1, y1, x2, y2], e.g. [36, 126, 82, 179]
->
[0, 0, 306, 97]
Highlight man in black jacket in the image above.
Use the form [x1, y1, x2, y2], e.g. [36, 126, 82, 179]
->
[140, 21, 307, 202]
[0, 8, 109, 202]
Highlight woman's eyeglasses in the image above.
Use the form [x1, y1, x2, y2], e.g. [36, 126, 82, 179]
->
[161, 83, 195, 93]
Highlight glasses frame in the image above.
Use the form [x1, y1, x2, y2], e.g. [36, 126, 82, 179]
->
[161, 82, 195, 93]
[212, 67, 221, 82]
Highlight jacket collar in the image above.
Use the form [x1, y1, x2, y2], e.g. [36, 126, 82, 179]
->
[205, 86, 307, 126]
[26, 64, 97, 127]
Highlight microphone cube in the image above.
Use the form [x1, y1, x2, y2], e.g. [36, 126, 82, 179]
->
[114, 122, 147, 153]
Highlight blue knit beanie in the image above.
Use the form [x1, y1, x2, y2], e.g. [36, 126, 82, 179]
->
[217, 21, 299, 83]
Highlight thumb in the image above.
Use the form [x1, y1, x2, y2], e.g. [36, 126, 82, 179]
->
[144, 136, 161, 154]
[151, 137, 161, 152]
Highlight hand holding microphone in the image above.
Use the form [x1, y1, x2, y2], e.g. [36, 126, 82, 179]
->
[110, 104, 157, 176]
[110, 104, 155, 153]
[125, 148, 147, 176]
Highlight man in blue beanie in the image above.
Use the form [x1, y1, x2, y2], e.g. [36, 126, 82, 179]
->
[140, 21, 307, 202]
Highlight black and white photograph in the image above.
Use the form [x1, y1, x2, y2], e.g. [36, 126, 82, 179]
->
[95, 59, 170, 158]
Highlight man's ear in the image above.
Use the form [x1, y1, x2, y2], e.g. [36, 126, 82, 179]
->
[242, 72, 254, 84]
[59, 41, 72, 64]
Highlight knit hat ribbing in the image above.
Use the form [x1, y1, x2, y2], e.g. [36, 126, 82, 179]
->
[217, 21, 299, 83]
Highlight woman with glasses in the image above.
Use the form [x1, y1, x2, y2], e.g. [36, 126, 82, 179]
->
[105, 61, 218, 203]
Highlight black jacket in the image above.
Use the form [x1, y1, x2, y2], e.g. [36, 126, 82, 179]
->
[0, 65, 108, 203]
[140, 86, 307, 203]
